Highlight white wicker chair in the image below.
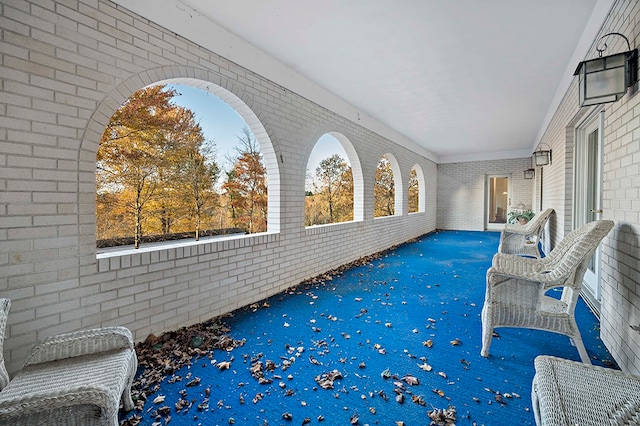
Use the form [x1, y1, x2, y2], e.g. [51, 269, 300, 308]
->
[532, 355, 640, 425]
[0, 298, 137, 425]
[498, 208, 554, 258]
[481, 220, 614, 364]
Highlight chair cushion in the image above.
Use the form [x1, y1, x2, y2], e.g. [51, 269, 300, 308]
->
[0, 348, 135, 423]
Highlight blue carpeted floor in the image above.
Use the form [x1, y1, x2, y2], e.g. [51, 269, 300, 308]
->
[122, 230, 615, 425]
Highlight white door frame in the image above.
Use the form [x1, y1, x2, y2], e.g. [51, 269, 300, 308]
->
[485, 174, 511, 231]
[574, 108, 604, 312]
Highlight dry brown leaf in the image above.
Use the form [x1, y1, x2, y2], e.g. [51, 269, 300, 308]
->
[418, 362, 432, 372]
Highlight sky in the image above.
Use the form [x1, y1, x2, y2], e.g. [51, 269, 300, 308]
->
[166, 84, 348, 183]
[166, 84, 250, 170]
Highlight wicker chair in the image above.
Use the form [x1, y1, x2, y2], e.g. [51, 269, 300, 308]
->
[532, 355, 640, 425]
[481, 219, 614, 364]
[498, 208, 554, 258]
[0, 298, 137, 425]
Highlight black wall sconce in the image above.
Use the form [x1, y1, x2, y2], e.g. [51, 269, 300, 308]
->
[524, 169, 535, 179]
[533, 143, 552, 166]
[574, 32, 638, 107]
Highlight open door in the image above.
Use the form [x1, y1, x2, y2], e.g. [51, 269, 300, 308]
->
[575, 110, 604, 313]
[486, 175, 510, 231]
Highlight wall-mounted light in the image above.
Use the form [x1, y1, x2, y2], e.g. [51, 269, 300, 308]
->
[524, 169, 535, 179]
[574, 32, 638, 107]
[533, 143, 552, 166]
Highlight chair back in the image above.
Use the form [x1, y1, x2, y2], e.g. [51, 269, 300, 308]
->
[526, 208, 554, 233]
[505, 208, 554, 234]
[545, 220, 614, 286]
[0, 298, 10, 390]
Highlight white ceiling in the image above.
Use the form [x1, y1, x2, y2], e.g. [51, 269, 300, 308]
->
[115, 0, 611, 163]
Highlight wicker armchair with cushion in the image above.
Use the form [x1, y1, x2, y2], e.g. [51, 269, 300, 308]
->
[481, 219, 614, 364]
[0, 298, 137, 425]
[498, 208, 554, 258]
[532, 355, 640, 425]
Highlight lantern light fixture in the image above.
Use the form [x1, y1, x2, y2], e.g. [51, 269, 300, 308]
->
[574, 32, 638, 107]
[524, 169, 535, 179]
[533, 143, 552, 167]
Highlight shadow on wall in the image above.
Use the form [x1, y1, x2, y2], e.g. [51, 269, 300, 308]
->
[542, 210, 556, 254]
[610, 222, 640, 370]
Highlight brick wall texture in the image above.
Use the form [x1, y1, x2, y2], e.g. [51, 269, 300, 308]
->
[2, 0, 640, 376]
[0, 0, 440, 374]
[532, 0, 640, 373]
[437, 158, 534, 230]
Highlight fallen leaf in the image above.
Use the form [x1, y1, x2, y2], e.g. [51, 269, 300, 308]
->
[403, 375, 419, 386]
[186, 377, 201, 387]
[427, 406, 457, 424]
[418, 362, 432, 372]
[411, 395, 426, 405]
[217, 361, 231, 370]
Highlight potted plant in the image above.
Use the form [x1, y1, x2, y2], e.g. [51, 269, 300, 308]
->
[508, 209, 535, 225]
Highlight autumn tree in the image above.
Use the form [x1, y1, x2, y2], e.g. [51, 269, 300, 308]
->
[95, 191, 131, 239]
[178, 138, 219, 241]
[97, 85, 217, 247]
[408, 167, 419, 213]
[162, 106, 220, 241]
[305, 154, 354, 226]
[222, 128, 267, 233]
[374, 155, 395, 217]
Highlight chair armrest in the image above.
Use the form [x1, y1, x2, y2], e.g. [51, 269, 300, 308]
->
[24, 326, 133, 367]
[488, 254, 568, 286]
[491, 252, 551, 274]
[0, 385, 117, 421]
[501, 223, 533, 235]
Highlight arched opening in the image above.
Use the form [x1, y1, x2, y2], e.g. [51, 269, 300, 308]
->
[305, 134, 353, 226]
[408, 164, 425, 213]
[83, 70, 279, 254]
[374, 153, 402, 217]
[304, 132, 364, 225]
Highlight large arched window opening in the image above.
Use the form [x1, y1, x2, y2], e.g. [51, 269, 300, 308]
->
[408, 164, 426, 213]
[305, 132, 363, 226]
[95, 78, 278, 252]
[305, 134, 353, 226]
[374, 153, 402, 217]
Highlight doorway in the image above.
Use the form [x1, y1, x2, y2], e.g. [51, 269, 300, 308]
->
[486, 175, 510, 230]
[575, 110, 604, 313]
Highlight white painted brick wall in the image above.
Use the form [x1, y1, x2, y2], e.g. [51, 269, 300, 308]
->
[0, 0, 438, 374]
[532, 0, 640, 374]
[437, 158, 534, 230]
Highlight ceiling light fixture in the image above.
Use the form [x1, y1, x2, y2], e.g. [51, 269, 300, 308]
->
[574, 32, 638, 107]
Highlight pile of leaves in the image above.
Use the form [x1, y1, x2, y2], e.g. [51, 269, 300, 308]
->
[127, 315, 244, 414]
